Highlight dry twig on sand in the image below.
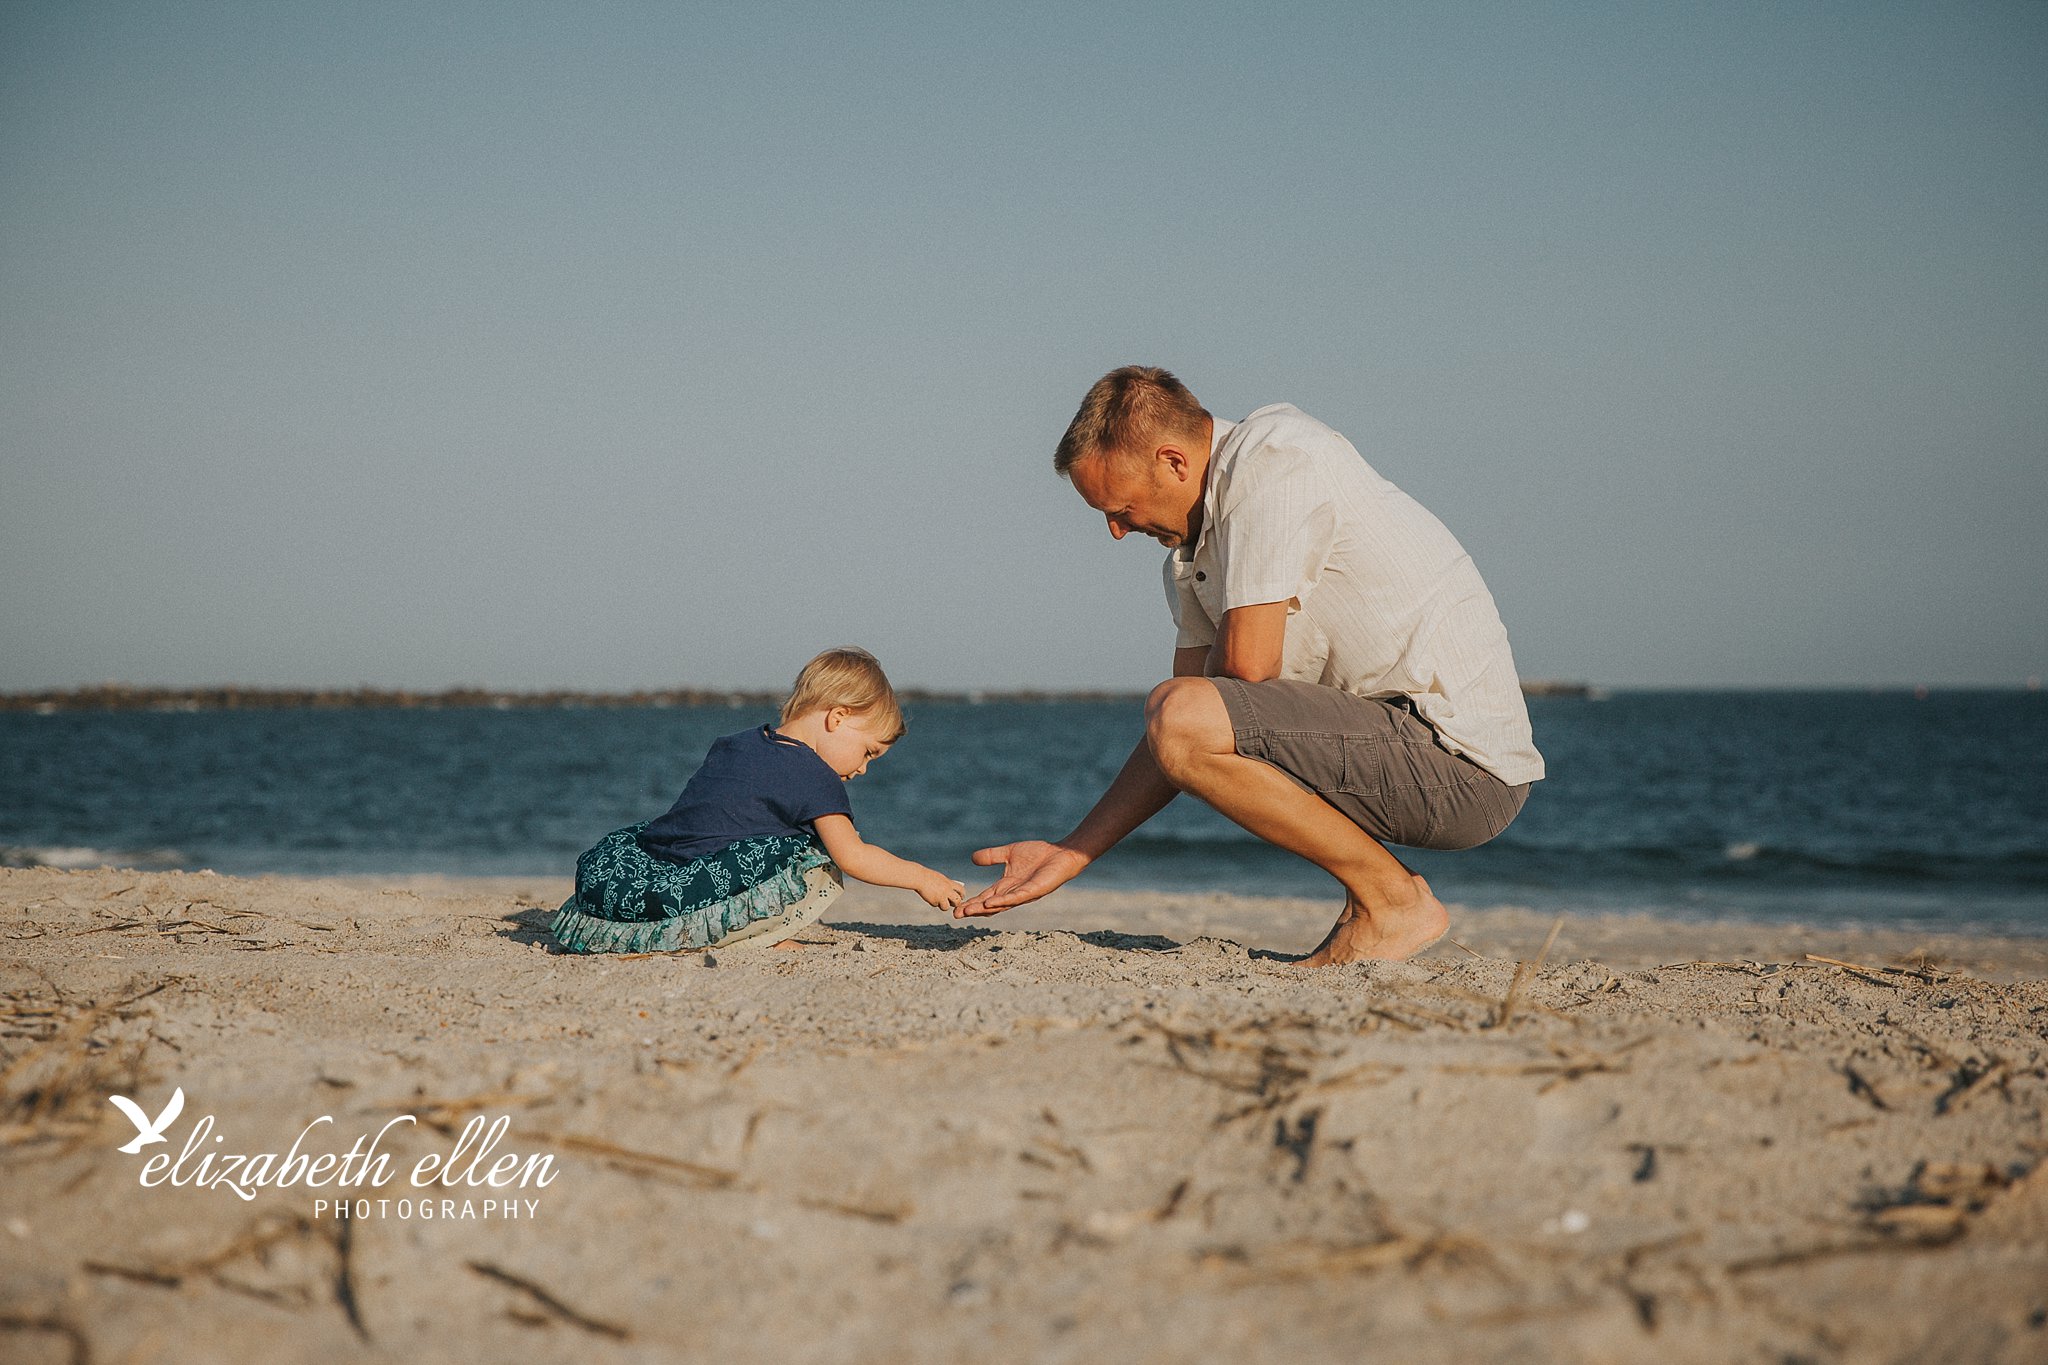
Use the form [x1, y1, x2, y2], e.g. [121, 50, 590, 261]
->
[794, 1194, 913, 1224]
[84, 1212, 311, 1286]
[467, 1261, 632, 1339]
[84, 1210, 369, 1339]
[1206, 1229, 1485, 1284]
[333, 1207, 369, 1340]
[1138, 1017, 1405, 1127]
[531, 1131, 741, 1188]
[1369, 996, 1473, 1031]
[1729, 1162, 2031, 1276]
[379, 1087, 555, 1135]
[1437, 1038, 1652, 1093]
[1489, 917, 1564, 1029]
[1933, 1056, 2010, 1117]
[1803, 953, 1941, 985]
[0, 978, 176, 1147]
[0, 1311, 90, 1365]
[1143, 1019, 1317, 1116]
[1724, 1225, 1961, 1274]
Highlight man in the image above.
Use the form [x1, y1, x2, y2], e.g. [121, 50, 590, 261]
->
[956, 365, 1543, 964]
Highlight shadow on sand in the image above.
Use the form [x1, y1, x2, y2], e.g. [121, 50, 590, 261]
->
[488, 909, 1200, 958]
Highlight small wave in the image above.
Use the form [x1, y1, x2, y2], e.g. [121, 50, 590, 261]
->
[1, 844, 187, 871]
[1114, 831, 2048, 886]
[1477, 835, 2048, 882]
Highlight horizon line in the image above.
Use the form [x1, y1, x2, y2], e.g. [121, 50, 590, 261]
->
[3, 679, 2042, 714]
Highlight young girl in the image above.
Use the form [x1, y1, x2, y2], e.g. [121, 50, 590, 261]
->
[550, 648, 963, 954]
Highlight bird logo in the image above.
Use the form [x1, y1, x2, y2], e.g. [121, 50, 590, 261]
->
[109, 1088, 185, 1154]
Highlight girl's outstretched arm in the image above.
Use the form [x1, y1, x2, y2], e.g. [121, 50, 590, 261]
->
[813, 815, 964, 911]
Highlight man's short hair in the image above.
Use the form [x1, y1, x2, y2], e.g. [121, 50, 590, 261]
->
[1053, 366, 1211, 477]
[780, 646, 905, 742]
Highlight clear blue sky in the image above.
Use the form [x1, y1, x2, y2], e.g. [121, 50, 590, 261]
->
[3, 1, 2042, 691]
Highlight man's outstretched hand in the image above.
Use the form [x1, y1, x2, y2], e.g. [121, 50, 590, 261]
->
[954, 841, 1090, 918]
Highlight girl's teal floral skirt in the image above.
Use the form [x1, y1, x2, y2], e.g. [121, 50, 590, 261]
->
[549, 823, 841, 954]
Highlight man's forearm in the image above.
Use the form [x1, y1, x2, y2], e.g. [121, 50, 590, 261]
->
[1205, 601, 1288, 682]
[1060, 736, 1178, 861]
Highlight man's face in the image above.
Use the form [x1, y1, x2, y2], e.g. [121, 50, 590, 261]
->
[1069, 445, 1203, 548]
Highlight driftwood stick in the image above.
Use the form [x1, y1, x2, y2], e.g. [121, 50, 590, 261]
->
[467, 1261, 631, 1339]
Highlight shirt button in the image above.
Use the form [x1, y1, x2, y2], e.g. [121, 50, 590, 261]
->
[1194, 571, 1206, 582]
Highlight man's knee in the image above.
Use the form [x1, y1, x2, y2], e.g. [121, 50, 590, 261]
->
[1144, 677, 1231, 783]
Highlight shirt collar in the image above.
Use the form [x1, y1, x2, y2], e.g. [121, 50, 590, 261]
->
[1178, 416, 1235, 562]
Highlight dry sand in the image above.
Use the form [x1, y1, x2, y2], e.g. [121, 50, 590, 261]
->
[2, 865, 2044, 1364]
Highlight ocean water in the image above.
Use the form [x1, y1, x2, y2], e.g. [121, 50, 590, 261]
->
[3, 692, 2044, 935]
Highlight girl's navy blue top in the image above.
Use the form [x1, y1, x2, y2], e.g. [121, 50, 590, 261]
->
[637, 726, 852, 864]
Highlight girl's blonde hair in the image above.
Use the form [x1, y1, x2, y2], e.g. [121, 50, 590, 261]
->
[779, 647, 905, 742]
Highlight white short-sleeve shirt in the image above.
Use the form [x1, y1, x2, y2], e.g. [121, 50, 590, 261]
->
[1164, 404, 1545, 785]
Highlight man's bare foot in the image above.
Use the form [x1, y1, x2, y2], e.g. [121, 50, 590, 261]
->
[1299, 875, 1449, 966]
[769, 939, 805, 951]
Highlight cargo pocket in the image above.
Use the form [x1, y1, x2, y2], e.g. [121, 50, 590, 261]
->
[1334, 734, 1384, 797]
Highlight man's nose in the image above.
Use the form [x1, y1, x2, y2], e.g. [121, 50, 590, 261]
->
[1107, 516, 1127, 540]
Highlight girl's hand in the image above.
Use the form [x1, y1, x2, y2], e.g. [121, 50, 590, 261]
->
[916, 869, 967, 912]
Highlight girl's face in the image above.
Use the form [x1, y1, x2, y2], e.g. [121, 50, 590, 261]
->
[817, 708, 893, 780]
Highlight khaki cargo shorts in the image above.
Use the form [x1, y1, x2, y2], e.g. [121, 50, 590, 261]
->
[1211, 678, 1529, 851]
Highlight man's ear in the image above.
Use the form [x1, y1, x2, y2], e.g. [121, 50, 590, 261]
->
[1156, 443, 1191, 481]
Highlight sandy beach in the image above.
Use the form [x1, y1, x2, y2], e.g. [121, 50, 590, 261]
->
[2, 865, 2044, 1364]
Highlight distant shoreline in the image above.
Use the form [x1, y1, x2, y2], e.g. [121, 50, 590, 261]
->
[0, 684, 1150, 714]
[1, 680, 1599, 713]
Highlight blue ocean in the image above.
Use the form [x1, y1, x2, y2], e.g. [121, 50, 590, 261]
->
[3, 692, 2044, 935]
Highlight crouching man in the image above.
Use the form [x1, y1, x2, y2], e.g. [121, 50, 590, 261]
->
[959, 365, 1544, 964]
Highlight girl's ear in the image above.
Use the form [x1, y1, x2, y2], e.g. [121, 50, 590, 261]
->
[823, 705, 848, 732]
